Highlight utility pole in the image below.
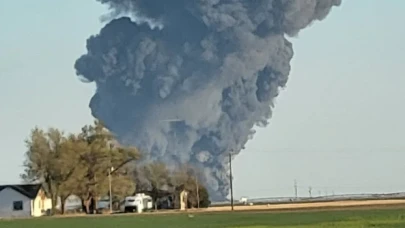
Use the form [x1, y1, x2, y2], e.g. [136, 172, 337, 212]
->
[294, 179, 298, 199]
[108, 167, 114, 214]
[229, 152, 234, 211]
[195, 173, 200, 209]
[308, 186, 312, 198]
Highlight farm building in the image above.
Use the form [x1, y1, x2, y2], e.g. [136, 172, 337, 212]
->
[0, 184, 52, 218]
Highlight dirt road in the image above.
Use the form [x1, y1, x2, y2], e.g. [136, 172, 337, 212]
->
[202, 199, 405, 212]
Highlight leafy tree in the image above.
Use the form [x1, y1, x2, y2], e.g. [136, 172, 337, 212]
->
[22, 120, 139, 215]
[57, 134, 88, 214]
[21, 128, 85, 213]
[196, 185, 211, 208]
[75, 120, 139, 213]
[109, 166, 136, 202]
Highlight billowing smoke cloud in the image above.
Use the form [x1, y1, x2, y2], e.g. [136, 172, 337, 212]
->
[75, 0, 341, 201]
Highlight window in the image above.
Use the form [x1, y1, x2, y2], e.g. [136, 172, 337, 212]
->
[13, 201, 23, 211]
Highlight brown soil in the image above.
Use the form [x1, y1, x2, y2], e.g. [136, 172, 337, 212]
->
[202, 199, 405, 212]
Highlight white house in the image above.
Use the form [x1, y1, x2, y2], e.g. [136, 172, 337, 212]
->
[0, 184, 52, 218]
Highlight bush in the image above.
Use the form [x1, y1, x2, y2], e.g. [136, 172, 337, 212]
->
[187, 185, 211, 208]
[198, 186, 210, 208]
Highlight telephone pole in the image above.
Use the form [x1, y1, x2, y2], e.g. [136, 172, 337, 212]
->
[195, 173, 200, 209]
[108, 167, 114, 214]
[229, 152, 234, 211]
[294, 179, 298, 199]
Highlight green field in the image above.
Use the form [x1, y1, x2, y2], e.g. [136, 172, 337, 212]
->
[2, 208, 405, 228]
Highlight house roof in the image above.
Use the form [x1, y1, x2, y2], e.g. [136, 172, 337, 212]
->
[0, 184, 43, 199]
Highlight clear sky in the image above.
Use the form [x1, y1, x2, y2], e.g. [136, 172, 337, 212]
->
[1, 1, 404, 199]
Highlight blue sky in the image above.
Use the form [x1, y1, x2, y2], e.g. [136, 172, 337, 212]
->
[0, 0, 404, 199]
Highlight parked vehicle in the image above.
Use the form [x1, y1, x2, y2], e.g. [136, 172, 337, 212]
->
[120, 193, 153, 213]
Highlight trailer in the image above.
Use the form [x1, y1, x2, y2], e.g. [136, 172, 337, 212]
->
[120, 193, 153, 213]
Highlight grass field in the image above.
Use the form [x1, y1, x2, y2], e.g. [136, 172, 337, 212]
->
[2, 207, 405, 228]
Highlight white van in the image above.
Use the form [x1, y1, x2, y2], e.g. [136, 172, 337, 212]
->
[120, 193, 153, 213]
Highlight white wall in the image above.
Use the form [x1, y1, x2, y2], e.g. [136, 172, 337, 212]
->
[0, 187, 31, 218]
[32, 196, 52, 217]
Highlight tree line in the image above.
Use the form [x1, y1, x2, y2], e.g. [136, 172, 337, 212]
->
[21, 120, 210, 214]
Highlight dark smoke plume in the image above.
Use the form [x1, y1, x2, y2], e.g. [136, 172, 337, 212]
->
[75, 0, 341, 201]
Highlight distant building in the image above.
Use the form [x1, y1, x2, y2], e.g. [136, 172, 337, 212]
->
[0, 184, 52, 218]
[239, 197, 248, 205]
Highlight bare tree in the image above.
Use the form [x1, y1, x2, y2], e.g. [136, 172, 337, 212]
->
[171, 165, 210, 208]
[140, 162, 171, 210]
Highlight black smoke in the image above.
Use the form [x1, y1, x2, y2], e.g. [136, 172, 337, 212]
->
[75, 0, 341, 201]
